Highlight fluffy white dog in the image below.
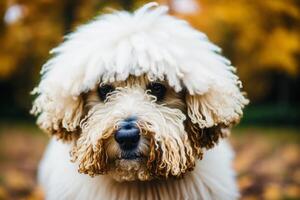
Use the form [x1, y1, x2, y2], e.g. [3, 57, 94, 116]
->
[31, 3, 248, 200]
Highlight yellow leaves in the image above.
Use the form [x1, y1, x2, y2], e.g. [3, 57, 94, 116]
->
[171, 0, 300, 101]
[262, 0, 300, 19]
[0, 0, 299, 103]
[208, 1, 254, 26]
[258, 28, 300, 76]
[0, 21, 30, 79]
[0, 55, 18, 79]
[0, 186, 9, 200]
[263, 183, 282, 200]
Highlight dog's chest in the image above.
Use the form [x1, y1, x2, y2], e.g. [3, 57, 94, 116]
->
[38, 139, 238, 200]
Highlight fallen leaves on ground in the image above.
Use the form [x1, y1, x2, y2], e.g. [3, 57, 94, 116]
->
[0, 124, 299, 200]
[232, 127, 300, 200]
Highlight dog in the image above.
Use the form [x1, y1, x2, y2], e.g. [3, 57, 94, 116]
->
[31, 3, 248, 200]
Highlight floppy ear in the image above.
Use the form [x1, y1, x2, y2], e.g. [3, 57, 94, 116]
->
[31, 91, 84, 141]
[185, 87, 248, 156]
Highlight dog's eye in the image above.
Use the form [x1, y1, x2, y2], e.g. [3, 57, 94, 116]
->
[98, 84, 115, 101]
[147, 82, 166, 101]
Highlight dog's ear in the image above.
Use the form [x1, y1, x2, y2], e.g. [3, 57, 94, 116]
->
[185, 87, 248, 156]
[31, 92, 84, 141]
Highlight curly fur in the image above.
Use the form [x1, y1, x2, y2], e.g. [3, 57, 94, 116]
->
[70, 85, 194, 180]
[32, 3, 248, 200]
[31, 3, 247, 135]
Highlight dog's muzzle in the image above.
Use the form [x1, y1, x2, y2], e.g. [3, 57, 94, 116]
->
[115, 116, 140, 159]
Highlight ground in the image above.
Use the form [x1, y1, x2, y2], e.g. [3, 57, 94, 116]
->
[0, 122, 299, 200]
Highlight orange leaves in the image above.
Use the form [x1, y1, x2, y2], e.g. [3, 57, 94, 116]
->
[1, 124, 299, 199]
[262, 0, 300, 19]
[168, 0, 300, 101]
[0, 0, 299, 104]
[232, 127, 300, 199]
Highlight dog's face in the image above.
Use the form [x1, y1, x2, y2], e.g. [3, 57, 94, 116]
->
[48, 75, 235, 182]
[73, 75, 193, 181]
[31, 3, 248, 182]
[33, 75, 235, 182]
[64, 75, 232, 181]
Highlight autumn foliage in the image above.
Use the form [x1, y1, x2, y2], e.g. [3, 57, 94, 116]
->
[166, 0, 300, 101]
[0, 1, 299, 199]
[0, 0, 299, 109]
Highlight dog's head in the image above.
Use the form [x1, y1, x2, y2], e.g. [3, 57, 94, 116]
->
[31, 3, 248, 181]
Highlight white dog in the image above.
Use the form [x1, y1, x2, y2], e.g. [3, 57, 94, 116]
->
[31, 3, 248, 200]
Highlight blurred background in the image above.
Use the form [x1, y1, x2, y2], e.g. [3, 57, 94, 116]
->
[0, 0, 299, 199]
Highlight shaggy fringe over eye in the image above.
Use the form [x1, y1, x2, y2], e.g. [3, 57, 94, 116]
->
[71, 88, 195, 178]
[31, 92, 84, 141]
[186, 87, 248, 150]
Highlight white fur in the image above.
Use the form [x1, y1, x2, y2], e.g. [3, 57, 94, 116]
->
[39, 139, 239, 200]
[32, 3, 248, 199]
[33, 2, 246, 107]
[31, 3, 248, 139]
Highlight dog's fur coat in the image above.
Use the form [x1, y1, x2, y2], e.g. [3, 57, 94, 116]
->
[32, 3, 248, 200]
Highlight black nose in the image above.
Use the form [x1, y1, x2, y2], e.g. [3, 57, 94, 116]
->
[115, 117, 140, 151]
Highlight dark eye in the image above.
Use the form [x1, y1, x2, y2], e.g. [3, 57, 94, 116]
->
[147, 82, 166, 101]
[97, 84, 115, 101]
